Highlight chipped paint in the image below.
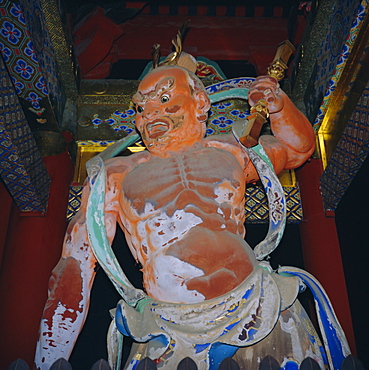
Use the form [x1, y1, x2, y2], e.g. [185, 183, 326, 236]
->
[35, 67, 325, 369]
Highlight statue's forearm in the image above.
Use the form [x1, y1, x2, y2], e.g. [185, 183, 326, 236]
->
[34, 213, 97, 368]
[34, 255, 95, 368]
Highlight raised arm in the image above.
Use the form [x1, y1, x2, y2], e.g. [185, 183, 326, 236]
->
[248, 76, 315, 173]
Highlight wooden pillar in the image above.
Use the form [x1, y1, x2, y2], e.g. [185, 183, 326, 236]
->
[0, 145, 74, 367]
[297, 158, 356, 353]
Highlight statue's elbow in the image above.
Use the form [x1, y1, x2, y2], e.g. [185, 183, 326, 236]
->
[285, 147, 315, 169]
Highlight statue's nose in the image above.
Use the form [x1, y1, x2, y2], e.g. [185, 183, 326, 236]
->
[143, 103, 161, 119]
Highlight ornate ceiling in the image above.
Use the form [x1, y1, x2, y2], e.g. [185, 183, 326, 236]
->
[1, 0, 369, 215]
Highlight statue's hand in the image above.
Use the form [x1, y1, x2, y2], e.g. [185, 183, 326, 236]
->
[248, 76, 284, 114]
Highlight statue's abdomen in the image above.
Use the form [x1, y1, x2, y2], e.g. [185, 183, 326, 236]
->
[121, 148, 254, 302]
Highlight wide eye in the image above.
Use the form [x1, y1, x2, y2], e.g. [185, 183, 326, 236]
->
[136, 105, 144, 113]
[161, 94, 170, 103]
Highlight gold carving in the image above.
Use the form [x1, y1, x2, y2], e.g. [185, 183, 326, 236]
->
[250, 99, 269, 118]
[160, 20, 190, 67]
[267, 40, 295, 82]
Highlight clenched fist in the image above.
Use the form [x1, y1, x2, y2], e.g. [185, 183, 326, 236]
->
[248, 76, 284, 114]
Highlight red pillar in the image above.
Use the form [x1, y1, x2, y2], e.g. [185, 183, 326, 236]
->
[0, 146, 74, 367]
[297, 158, 356, 353]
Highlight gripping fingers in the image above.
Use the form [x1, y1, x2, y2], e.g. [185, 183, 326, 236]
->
[249, 76, 283, 112]
[262, 88, 276, 103]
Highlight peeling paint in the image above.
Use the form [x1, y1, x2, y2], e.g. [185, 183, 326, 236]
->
[35, 67, 333, 369]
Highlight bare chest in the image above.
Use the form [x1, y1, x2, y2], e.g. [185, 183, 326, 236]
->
[122, 147, 245, 215]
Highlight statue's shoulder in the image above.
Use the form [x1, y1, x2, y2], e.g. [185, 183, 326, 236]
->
[104, 150, 151, 178]
[203, 133, 244, 153]
[203, 134, 251, 170]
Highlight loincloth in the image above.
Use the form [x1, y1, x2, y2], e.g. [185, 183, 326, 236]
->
[114, 264, 302, 369]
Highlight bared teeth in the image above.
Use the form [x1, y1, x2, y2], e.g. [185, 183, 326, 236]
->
[148, 122, 166, 131]
[147, 122, 169, 138]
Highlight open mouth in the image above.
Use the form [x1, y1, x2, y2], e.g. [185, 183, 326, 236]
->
[146, 119, 170, 139]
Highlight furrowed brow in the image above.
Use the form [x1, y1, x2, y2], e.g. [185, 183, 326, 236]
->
[156, 77, 174, 95]
[146, 77, 174, 100]
[132, 92, 144, 104]
[135, 77, 175, 102]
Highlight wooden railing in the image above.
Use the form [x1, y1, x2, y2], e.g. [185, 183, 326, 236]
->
[7, 354, 364, 370]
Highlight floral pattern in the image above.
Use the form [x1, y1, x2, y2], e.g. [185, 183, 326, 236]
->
[210, 116, 233, 129]
[212, 102, 233, 110]
[105, 118, 116, 125]
[35, 76, 48, 94]
[0, 21, 22, 45]
[0, 0, 62, 122]
[205, 78, 255, 95]
[90, 108, 138, 132]
[91, 95, 250, 136]
[14, 59, 34, 79]
[230, 109, 249, 119]
[116, 109, 136, 118]
[92, 114, 102, 127]
[11, 76, 24, 94]
[9, 3, 25, 25]
[0, 42, 11, 62]
[114, 125, 135, 133]
[24, 40, 37, 63]
[26, 91, 41, 109]
[206, 127, 215, 136]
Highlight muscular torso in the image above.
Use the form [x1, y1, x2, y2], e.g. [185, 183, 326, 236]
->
[116, 141, 256, 303]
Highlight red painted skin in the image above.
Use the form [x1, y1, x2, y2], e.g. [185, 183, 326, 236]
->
[34, 66, 315, 368]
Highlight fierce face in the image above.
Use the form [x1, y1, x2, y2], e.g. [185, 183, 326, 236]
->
[132, 66, 210, 156]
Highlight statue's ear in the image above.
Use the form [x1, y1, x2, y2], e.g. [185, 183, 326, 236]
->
[195, 90, 211, 115]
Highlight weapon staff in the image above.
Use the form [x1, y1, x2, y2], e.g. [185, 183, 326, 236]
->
[237, 40, 296, 148]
